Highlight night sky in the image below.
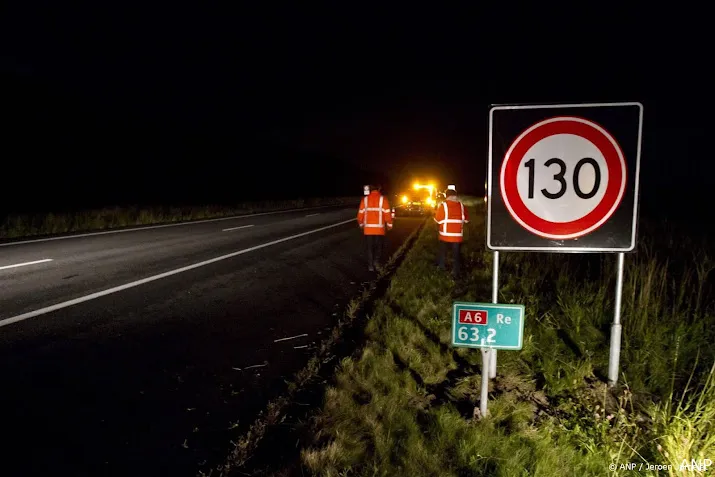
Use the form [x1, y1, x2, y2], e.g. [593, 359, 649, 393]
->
[2, 5, 713, 222]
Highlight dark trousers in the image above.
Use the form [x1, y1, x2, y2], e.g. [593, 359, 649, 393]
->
[437, 240, 461, 277]
[365, 234, 385, 267]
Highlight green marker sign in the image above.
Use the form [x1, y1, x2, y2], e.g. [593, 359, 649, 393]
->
[451, 302, 525, 350]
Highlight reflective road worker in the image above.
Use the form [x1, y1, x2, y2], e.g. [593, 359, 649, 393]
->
[434, 187, 469, 278]
[357, 184, 393, 272]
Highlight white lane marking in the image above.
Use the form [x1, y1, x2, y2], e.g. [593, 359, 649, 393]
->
[0, 205, 348, 247]
[0, 219, 355, 329]
[244, 363, 267, 369]
[0, 258, 53, 271]
[223, 224, 255, 232]
[305, 213, 319, 217]
[274, 333, 308, 342]
[294, 345, 309, 349]
[233, 363, 267, 371]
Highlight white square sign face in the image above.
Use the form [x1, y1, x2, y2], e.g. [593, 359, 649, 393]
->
[487, 102, 643, 252]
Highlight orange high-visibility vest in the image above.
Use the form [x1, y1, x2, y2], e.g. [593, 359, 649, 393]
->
[434, 198, 469, 242]
[357, 191, 393, 236]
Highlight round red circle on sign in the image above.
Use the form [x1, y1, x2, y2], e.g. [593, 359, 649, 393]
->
[499, 116, 627, 239]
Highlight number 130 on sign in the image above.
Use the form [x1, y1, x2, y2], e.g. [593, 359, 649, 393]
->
[500, 116, 627, 240]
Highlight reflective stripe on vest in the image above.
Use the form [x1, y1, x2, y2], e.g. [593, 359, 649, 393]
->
[362, 195, 384, 227]
[439, 201, 465, 237]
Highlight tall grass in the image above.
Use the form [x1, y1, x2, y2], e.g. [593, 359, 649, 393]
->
[0, 196, 359, 240]
[651, 360, 715, 475]
[296, 200, 715, 476]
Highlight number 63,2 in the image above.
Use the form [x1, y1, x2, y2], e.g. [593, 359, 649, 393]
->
[458, 326, 496, 343]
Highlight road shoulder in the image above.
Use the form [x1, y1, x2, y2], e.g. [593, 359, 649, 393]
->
[206, 218, 426, 476]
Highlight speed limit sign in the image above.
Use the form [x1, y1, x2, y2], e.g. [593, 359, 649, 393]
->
[487, 102, 643, 252]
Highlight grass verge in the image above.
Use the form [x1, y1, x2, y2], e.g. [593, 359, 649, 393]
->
[202, 218, 427, 477]
[297, 200, 715, 476]
[0, 197, 360, 240]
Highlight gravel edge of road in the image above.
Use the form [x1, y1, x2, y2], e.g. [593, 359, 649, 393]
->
[202, 219, 427, 477]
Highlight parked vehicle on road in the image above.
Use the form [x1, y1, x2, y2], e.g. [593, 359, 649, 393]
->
[394, 181, 438, 217]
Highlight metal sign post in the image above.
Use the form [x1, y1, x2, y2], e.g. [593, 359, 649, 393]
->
[608, 252, 626, 386]
[487, 102, 643, 388]
[480, 348, 490, 417]
[490, 251, 499, 379]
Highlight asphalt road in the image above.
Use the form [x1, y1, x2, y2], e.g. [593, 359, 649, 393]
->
[0, 206, 424, 477]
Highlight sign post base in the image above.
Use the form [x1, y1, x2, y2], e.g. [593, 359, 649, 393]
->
[479, 347, 490, 419]
[608, 323, 622, 387]
[608, 252, 626, 387]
